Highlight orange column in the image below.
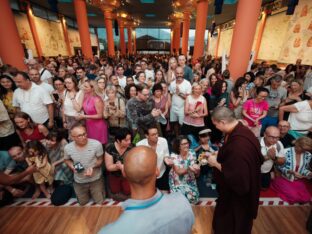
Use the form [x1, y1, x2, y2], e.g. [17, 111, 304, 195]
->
[0, 0, 26, 70]
[228, 0, 262, 80]
[118, 20, 126, 56]
[60, 16, 72, 57]
[193, 0, 209, 62]
[254, 11, 267, 61]
[74, 0, 93, 59]
[26, 4, 43, 58]
[133, 30, 137, 54]
[173, 20, 181, 55]
[127, 27, 133, 55]
[182, 12, 190, 55]
[215, 28, 221, 58]
[170, 28, 174, 54]
[103, 10, 115, 57]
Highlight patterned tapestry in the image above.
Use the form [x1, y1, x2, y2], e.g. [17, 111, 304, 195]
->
[278, 0, 312, 65]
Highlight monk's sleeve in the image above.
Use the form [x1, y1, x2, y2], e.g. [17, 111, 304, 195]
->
[221, 146, 251, 196]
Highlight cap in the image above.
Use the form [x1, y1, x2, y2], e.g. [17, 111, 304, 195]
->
[199, 129, 212, 135]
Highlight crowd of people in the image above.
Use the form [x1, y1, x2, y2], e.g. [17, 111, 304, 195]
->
[0, 53, 312, 208]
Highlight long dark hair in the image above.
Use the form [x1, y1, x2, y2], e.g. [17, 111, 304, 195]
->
[232, 77, 247, 98]
[0, 75, 17, 100]
[212, 80, 227, 97]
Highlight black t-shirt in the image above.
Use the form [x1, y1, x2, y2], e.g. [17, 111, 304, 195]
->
[105, 143, 132, 177]
[280, 133, 295, 149]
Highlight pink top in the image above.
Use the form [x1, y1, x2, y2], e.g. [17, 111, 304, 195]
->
[183, 95, 206, 127]
[243, 99, 269, 127]
[83, 95, 108, 144]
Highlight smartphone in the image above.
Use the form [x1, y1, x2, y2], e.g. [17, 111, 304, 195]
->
[74, 162, 85, 173]
[53, 93, 59, 101]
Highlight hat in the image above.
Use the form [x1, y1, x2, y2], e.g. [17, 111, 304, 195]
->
[199, 129, 212, 136]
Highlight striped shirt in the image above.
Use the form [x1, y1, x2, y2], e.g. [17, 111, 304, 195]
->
[64, 139, 103, 183]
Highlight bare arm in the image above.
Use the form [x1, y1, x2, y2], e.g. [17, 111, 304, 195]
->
[104, 152, 120, 172]
[0, 165, 36, 185]
[278, 104, 298, 121]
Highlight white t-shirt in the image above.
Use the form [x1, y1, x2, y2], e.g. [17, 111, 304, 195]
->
[145, 69, 154, 81]
[260, 138, 285, 173]
[169, 79, 192, 110]
[39, 68, 53, 83]
[117, 76, 127, 89]
[39, 82, 54, 94]
[288, 100, 312, 134]
[13, 83, 53, 124]
[63, 90, 83, 117]
[136, 137, 170, 178]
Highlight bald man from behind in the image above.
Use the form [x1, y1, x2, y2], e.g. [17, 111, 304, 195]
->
[98, 146, 194, 234]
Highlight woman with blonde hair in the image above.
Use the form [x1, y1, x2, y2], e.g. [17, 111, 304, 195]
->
[76, 80, 108, 145]
[103, 85, 126, 136]
[167, 57, 178, 84]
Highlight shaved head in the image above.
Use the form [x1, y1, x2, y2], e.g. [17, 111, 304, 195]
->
[124, 146, 158, 185]
[265, 126, 279, 135]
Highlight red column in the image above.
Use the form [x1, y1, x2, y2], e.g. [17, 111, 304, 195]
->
[73, 0, 93, 59]
[127, 27, 133, 55]
[215, 28, 221, 58]
[182, 11, 190, 55]
[193, 0, 209, 62]
[0, 0, 27, 70]
[118, 20, 126, 56]
[103, 10, 115, 57]
[173, 20, 181, 55]
[26, 4, 43, 58]
[133, 30, 136, 54]
[60, 16, 72, 57]
[254, 11, 267, 61]
[228, 0, 262, 80]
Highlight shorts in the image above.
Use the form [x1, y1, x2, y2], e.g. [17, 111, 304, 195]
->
[170, 107, 185, 125]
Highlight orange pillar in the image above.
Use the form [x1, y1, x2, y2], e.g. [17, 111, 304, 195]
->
[118, 20, 126, 56]
[182, 11, 190, 55]
[215, 28, 221, 58]
[193, 0, 209, 62]
[228, 0, 262, 80]
[60, 16, 72, 57]
[127, 27, 133, 55]
[170, 28, 174, 54]
[173, 20, 181, 55]
[74, 0, 93, 59]
[103, 10, 115, 57]
[254, 11, 267, 61]
[0, 0, 26, 70]
[133, 30, 137, 54]
[26, 4, 43, 58]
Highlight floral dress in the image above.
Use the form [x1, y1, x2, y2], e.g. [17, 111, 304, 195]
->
[169, 150, 199, 204]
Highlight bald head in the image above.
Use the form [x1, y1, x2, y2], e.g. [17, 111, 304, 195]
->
[124, 146, 158, 185]
[264, 126, 280, 145]
[265, 126, 280, 136]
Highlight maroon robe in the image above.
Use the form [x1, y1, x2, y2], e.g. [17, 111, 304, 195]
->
[213, 122, 263, 234]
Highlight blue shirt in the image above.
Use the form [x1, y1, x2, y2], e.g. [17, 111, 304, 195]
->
[98, 190, 194, 234]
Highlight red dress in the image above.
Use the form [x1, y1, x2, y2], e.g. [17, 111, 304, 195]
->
[20, 125, 45, 142]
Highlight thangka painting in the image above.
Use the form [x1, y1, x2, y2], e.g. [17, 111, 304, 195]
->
[278, 0, 312, 65]
[34, 17, 68, 57]
[14, 13, 37, 57]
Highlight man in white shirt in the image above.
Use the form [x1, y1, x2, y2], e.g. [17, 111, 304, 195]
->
[169, 66, 192, 137]
[28, 68, 54, 94]
[13, 72, 54, 128]
[141, 59, 154, 81]
[260, 126, 285, 189]
[116, 64, 127, 89]
[136, 126, 173, 190]
[27, 59, 53, 84]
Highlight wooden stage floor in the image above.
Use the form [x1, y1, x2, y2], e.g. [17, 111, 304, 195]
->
[0, 205, 310, 234]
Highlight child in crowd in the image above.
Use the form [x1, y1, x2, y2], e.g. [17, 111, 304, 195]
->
[25, 140, 54, 199]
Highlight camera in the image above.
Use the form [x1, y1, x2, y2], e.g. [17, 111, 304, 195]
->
[74, 162, 85, 173]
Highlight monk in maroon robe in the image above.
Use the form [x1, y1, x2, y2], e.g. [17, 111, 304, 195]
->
[208, 107, 263, 234]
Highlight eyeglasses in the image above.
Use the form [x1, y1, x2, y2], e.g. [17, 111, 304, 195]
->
[267, 135, 280, 140]
[180, 142, 189, 146]
[72, 133, 87, 138]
